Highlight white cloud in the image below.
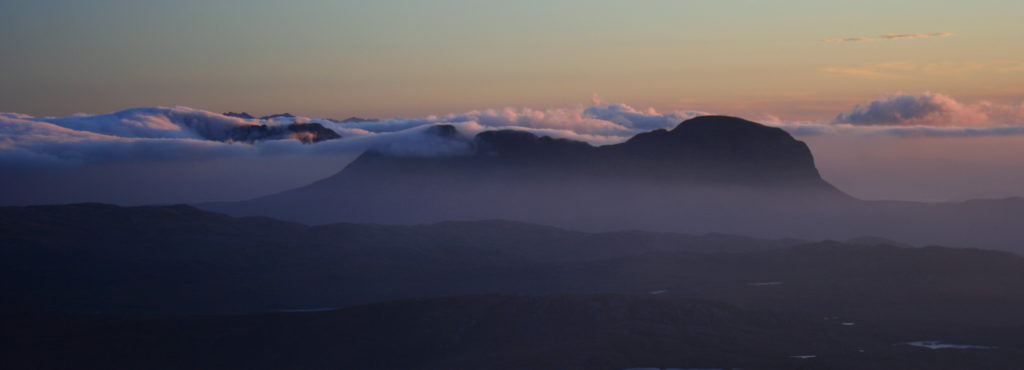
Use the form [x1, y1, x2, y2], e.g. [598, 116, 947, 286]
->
[832, 93, 1024, 127]
[6, 106, 257, 140]
[0, 103, 703, 168]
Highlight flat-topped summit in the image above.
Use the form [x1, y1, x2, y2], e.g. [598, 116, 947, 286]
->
[203, 116, 845, 226]
[438, 115, 822, 185]
[672, 115, 786, 134]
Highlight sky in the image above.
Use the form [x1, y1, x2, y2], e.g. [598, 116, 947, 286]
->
[3, 0, 1023, 118]
[2, 0, 1024, 204]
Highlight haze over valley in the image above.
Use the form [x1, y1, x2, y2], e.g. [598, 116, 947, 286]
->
[3, 1, 1024, 369]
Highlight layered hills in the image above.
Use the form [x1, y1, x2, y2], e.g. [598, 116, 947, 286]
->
[4, 203, 1024, 369]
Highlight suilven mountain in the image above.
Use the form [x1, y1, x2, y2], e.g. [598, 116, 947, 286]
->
[203, 115, 1024, 252]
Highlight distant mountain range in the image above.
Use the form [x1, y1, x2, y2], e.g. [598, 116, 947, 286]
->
[226, 122, 340, 144]
[202, 115, 1024, 252]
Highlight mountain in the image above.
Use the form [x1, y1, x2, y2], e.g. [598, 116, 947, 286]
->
[201, 115, 1024, 252]
[226, 122, 341, 143]
[259, 113, 296, 120]
[223, 111, 255, 119]
[328, 116, 380, 123]
[203, 115, 847, 225]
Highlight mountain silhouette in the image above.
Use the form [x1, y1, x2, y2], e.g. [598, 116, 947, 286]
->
[259, 113, 296, 120]
[223, 111, 255, 119]
[205, 116, 843, 221]
[227, 122, 341, 144]
[202, 115, 1024, 252]
[328, 116, 380, 123]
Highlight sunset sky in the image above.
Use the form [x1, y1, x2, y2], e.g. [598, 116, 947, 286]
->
[2, 0, 1024, 204]
[3, 0, 1023, 119]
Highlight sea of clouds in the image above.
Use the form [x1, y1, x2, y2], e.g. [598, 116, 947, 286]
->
[4, 93, 1024, 168]
[2, 93, 1024, 204]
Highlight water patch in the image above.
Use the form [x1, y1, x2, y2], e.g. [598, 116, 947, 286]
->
[276, 307, 339, 313]
[898, 341, 994, 350]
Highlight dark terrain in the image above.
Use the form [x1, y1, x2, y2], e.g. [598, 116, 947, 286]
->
[7, 295, 1024, 370]
[3, 204, 1024, 369]
[5, 116, 1024, 369]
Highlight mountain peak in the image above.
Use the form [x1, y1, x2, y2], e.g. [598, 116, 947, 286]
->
[614, 116, 819, 183]
[338, 117, 380, 123]
[671, 115, 786, 136]
[473, 130, 593, 158]
[425, 124, 459, 138]
[223, 112, 255, 119]
[205, 115, 844, 226]
[260, 113, 296, 120]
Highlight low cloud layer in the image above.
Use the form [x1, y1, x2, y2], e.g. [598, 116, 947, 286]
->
[822, 32, 952, 43]
[5, 96, 1024, 170]
[3, 96, 1024, 205]
[0, 104, 703, 168]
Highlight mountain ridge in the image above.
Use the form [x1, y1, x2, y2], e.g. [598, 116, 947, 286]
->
[200, 115, 1024, 252]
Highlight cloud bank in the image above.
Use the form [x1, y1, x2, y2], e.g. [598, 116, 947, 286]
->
[833, 93, 1024, 127]
[5, 95, 1024, 169]
[0, 104, 703, 168]
[4, 96, 1024, 205]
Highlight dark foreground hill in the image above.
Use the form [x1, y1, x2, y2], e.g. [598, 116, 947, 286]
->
[201, 115, 1024, 252]
[5, 295, 1024, 370]
[5, 204, 1024, 369]
[5, 204, 1024, 327]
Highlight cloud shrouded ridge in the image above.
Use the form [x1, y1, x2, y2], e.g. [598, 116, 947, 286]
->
[0, 104, 702, 168]
[5, 95, 1024, 169]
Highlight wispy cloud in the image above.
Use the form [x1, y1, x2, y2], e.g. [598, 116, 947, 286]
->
[880, 32, 953, 40]
[821, 37, 877, 43]
[822, 32, 953, 43]
[820, 60, 1024, 79]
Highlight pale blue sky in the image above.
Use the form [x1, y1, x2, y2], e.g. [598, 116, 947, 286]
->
[2, 0, 1022, 118]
